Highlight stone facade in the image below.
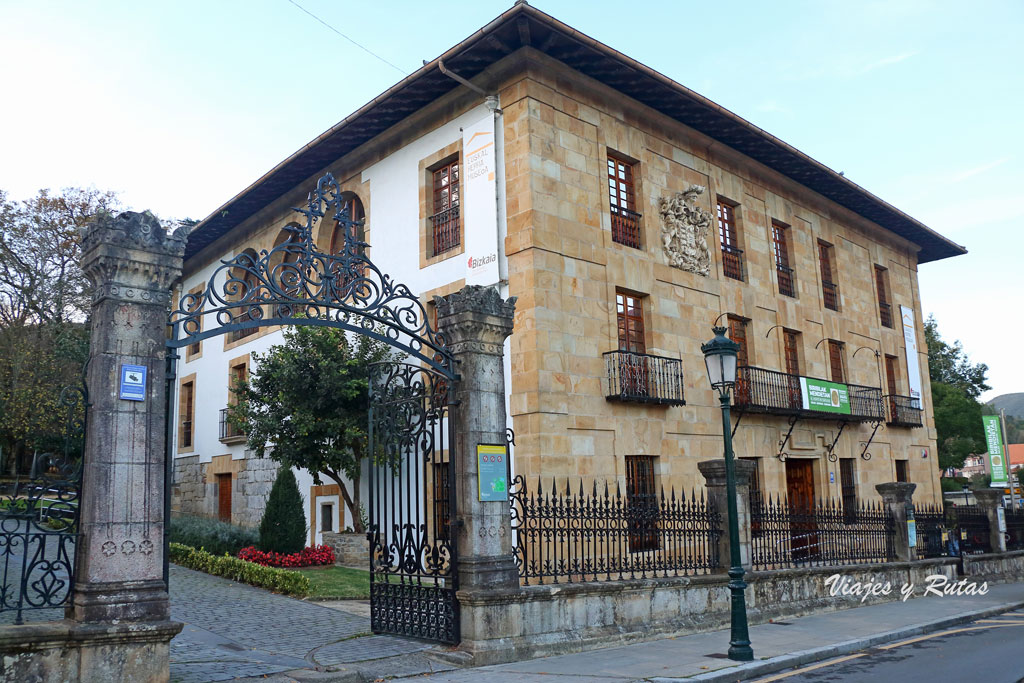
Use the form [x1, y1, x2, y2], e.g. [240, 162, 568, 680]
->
[172, 454, 278, 527]
[321, 531, 370, 567]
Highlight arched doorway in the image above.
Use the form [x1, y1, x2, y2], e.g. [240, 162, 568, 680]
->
[167, 173, 460, 643]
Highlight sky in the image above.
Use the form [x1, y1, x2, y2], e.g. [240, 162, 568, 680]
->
[1, 0, 1021, 401]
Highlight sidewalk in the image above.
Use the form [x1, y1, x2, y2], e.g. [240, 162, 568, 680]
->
[242, 580, 1024, 683]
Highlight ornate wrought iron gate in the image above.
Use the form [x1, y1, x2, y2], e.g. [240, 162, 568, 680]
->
[367, 362, 458, 643]
[166, 171, 460, 643]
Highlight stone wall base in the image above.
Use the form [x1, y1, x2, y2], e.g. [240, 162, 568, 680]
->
[449, 559, 960, 667]
[962, 549, 1024, 583]
[322, 531, 370, 567]
[171, 455, 278, 528]
[0, 619, 182, 682]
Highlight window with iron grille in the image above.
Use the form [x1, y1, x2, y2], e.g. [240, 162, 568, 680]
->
[818, 240, 839, 311]
[432, 462, 451, 542]
[839, 458, 857, 524]
[895, 459, 909, 483]
[179, 380, 195, 449]
[874, 265, 893, 328]
[727, 315, 750, 367]
[772, 222, 796, 297]
[828, 340, 846, 384]
[625, 455, 659, 552]
[717, 200, 744, 280]
[608, 154, 642, 248]
[430, 159, 460, 256]
[616, 291, 646, 354]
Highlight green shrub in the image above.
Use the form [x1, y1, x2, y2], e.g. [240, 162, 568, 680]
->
[169, 542, 309, 597]
[169, 514, 258, 556]
[259, 468, 306, 554]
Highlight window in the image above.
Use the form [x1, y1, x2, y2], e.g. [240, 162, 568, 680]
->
[221, 358, 248, 443]
[874, 265, 893, 328]
[727, 315, 750, 368]
[895, 460, 909, 483]
[818, 240, 839, 311]
[329, 196, 366, 255]
[607, 153, 641, 248]
[616, 290, 646, 354]
[430, 159, 460, 256]
[839, 458, 857, 523]
[321, 503, 334, 532]
[229, 361, 248, 400]
[827, 340, 846, 384]
[783, 329, 802, 408]
[885, 355, 900, 396]
[625, 455, 659, 552]
[230, 248, 260, 342]
[717, 200, 744, 281]
[432, 462, 451, 542]
[178, 378, 195, 451]
[772, 222, 796, 297]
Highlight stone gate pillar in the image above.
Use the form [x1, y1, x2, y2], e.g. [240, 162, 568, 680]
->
[699, 459, 756, 570]
[973, 488, 1008, 554]
[436, 285, 517, 590]
[876, 482, 917, 562]
[73, 212, 186, 679]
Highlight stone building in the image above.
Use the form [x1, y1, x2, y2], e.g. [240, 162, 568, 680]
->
[171, 3, 964, 539]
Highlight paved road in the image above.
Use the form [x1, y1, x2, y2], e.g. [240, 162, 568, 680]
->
[168, 565, 438, 682]
[751, 608, 1024, 683]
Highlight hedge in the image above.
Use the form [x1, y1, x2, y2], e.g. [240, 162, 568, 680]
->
[169, 543, 310, 597]
[169, 514, 259, 557]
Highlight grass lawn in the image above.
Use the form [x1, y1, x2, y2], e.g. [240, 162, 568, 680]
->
[297, 565, 371, 600]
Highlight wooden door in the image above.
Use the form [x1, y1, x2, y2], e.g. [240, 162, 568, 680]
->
[785, 459, 817, 561]
[217, 473, 232, 522]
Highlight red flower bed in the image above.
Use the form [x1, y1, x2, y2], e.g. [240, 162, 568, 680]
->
[238, 544, 334, 568]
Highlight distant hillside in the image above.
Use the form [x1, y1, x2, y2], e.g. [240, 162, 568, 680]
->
[988, 393, 1024, 419]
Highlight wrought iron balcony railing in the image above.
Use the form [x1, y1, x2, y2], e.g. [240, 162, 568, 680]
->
[429, 205, 460, 255]
[733, 365, 884, 422]
[822, 280, 839, 311]
[604, 351, 685, 406]
[219, 408, 246, 444]
[610, 205, 642, 248]
[878, 301, 894, 328]
[885, 394, 923, 427]
[721, 244, 745, 281]
[777, 265, 797, 298]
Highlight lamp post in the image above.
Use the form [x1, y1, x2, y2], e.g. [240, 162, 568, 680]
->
[963, 484, 970, 507]
[701, 325, 753, 662]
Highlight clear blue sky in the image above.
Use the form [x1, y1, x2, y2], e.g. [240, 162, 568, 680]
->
[2, 0, 1021, 400]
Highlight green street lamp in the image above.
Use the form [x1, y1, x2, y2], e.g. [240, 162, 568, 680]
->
[701, 325, 753, 662]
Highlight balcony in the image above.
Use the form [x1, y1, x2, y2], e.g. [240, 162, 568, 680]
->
[878, 301, 894, 328]
[777, 265, 797, 298]
[822, 280, 840, 311]
[733, 366, 884, 422]
[722, 245, 745, 281]
[604, 351, 685, 406]
[429, 205, 460, 255]
[885, 394, 923, 427]
[610, 205, 642, 248]
[219, 408, 246, 445]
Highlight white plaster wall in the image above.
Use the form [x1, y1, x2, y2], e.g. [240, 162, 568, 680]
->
[172, 101, 510, 547]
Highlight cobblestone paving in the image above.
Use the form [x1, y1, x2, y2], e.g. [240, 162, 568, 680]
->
[169, 565, 431, 682]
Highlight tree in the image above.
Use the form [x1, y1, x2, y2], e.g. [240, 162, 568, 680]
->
[258, 467, 306, 553]
[924, 315, 990, 399]
[228, 324, 397, 533]
[0, 187, 119, 474]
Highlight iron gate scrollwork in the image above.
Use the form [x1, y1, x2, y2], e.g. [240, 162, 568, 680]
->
[368, 362, 458, 643]
[0, 381, 87, 624]
[167, 171, 460, 643]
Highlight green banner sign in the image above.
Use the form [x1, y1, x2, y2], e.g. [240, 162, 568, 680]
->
[983, 415, 1009, 486]
[800, 377, 851, 415]
[477, 444, 508, 502]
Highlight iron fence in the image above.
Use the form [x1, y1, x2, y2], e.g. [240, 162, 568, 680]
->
[749, 494, 894, 570]
[1004, 508, 1024, 551]
[509, 476, 722, 585]
[914, 502, 949, 560]
[951, 504, 992, 555]
[604, 350, 685, 406]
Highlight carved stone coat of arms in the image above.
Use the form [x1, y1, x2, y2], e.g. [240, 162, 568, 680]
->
[658, 185, 712, 275]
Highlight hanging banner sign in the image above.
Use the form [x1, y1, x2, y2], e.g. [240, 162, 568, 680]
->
[983, 415, 1009, 486]
[900, 305, 923, 401]
[800, 377, 851, 415]
[477, 443, 508, 502]
[463, 113, 500, 287]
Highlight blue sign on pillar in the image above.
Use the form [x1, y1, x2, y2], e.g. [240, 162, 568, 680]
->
[119, 364, 147, 401]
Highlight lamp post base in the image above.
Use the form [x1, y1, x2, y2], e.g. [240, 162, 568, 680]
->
[727, 564, 754, 661]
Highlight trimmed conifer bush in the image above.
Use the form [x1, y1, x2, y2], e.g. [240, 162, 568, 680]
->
[259, 467, 306, 554]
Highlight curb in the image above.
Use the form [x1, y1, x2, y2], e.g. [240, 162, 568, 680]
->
[655, 599, 1024, 682]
